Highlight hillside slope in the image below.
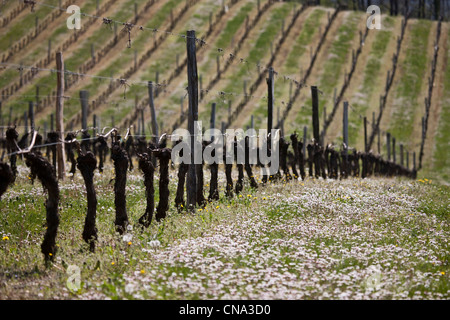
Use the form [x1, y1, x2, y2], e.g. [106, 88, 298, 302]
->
[0, 0, 447, 182]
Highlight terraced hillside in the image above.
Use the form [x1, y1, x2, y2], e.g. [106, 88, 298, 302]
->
[0, 0, 448, 183]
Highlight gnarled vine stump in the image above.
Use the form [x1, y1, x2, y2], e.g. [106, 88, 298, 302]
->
[77, 151, 98, 252]
[24, 152, 60, 263]
[137, 151, 155, 227]
[111, 143, 129, 234]
[0, 162, 14, 200]
[154, 148, 171, 222]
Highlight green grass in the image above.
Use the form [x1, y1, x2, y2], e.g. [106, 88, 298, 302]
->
[97, 0, 222, 126]
[248, 7, 326, 130]
[63, 0, 141, 72]
[1, 166, 448, 299]
[347, 16, 394, 146]
[294, 11, 361, 129]
[3, 0, 170, 127]
[426, 28, 450, 184]
[284, 8, 326, 73]
[215, 2, 254, 50]
[0, 0, 132, 121]
[0, 1, 56, 49]
[199, 1, 255, 75]
[388, 20, 432, 147]
[197, 3, 292, 124]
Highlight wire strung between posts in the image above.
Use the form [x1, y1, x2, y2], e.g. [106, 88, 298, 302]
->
[15, 0, 311, 92]
[0, 69, 382, 143]
[4, 0, 311, 104]
[21, 0, 199, 40]
[4, 123, 285, 144]
[5, 135, 99, 157]
[0, 3, 389, 153]
[0, 62, 289, 106]
[0, 59, 384, 140]
[0, 94, 149, 108]
[2, 3, 385, 139]
[0, 62, 150, 87]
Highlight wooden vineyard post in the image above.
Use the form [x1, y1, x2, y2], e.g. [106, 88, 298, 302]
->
[400, 143, 404, 166]
[267, 67, 274, 134]
[0, 102, 3, 138]
[364, 116, 368, 152]
[406, 151, 409, 169]
[210, 103, 216, 141]
[342, 101, 349, 178]
[23, 112, 28, 145]
[386, 132, 391, 161]
[392, 137, 396, 163]
[56, 52, 66, 180]
[148, 81, 159, 145]
[343, 102, 349, 148]
[80, 90, 89, 131]
[28, 101, 35, 132]
[377, 127, 381, 155]
[311, 86, 320, 143]
[303, 125, 307, 161]
[140, 108, 145, 136]
[186, 30, 198, 211]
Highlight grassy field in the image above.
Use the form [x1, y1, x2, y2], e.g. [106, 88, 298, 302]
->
[0, 1, 449, 301]
[426, 27, 450, 184]
[0, 3, 447, 181]
[294, 11, 361, 129]
[386, 19, 432, 151]
[0, 162, 448, 299]
[345, 16, 394, 147]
